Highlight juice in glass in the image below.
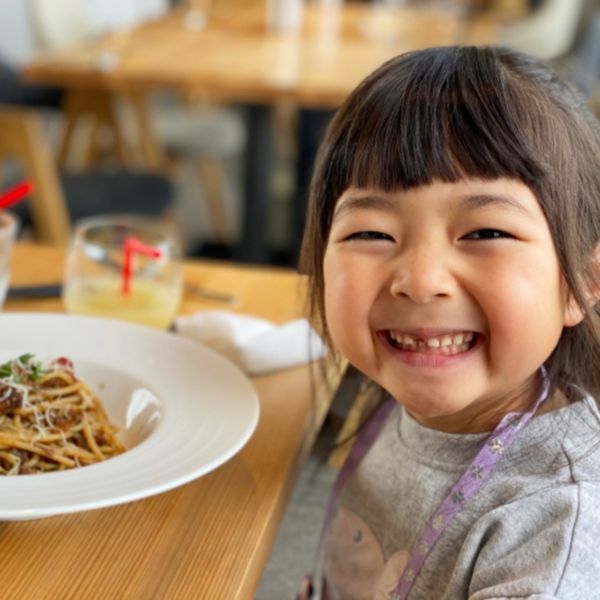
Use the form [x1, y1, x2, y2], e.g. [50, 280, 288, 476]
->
[62, 215, 183, 329]
[63, 277, 181, 329]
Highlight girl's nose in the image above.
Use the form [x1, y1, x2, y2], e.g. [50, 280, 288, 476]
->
[389, 246, 454, 303]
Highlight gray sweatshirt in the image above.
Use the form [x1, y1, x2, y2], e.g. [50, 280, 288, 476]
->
[320, 395, 600, 599]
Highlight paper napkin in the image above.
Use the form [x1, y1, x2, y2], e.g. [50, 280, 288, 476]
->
[175, 310, 327, 374]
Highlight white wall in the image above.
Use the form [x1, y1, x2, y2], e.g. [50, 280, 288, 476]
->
[0, 0, 168, 66]
[0, 2, 38, 65]
[86, 0, 168, 35]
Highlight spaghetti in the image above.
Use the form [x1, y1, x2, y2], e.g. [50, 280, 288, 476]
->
[0, 354, 124, 475]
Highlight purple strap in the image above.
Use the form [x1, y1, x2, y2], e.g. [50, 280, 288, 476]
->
[297, 396, 395, 600]
[316, 396, 396, 552]
[309, 369, 550, 600]
[393, 370, 550, 598]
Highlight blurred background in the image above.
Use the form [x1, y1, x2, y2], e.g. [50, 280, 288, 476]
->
[1, 2, 600, 597]
[1, 0, 599, 271]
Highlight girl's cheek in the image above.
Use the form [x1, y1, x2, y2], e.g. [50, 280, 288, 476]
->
[324, 282, 344, 335]
[324, 273, 368, 355]
[324, 272, 350, 336]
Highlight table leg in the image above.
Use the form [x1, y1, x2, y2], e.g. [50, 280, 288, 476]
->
[235, 103, 274, 265]
[235, 105, 332, 266]
[292, 108, 334, 266]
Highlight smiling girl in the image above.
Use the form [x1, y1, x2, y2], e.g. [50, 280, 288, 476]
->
[299, 46, 600, 599]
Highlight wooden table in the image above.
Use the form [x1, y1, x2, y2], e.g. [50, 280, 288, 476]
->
[23, 2, 502, 263]
[0, 243, 336, 599]
[23, 2, 500, 106]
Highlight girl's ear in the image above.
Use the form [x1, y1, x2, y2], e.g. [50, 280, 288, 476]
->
[564, 242, 600, 327]
[563, 296, 585, 327]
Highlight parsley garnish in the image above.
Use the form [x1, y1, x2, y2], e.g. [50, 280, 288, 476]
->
[0, 354, 43, 381]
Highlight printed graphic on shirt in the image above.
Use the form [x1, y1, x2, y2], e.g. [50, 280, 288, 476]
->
[323, 507, 410, 600]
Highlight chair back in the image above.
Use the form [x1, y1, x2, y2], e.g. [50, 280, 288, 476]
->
[499, 0, 585, 61]
[0, 107, 71, 245]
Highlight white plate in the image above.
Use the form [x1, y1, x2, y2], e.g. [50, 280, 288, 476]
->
[0, 313, 259, 520]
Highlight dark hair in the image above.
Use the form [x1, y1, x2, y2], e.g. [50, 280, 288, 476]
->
[301, 45, 600, 401]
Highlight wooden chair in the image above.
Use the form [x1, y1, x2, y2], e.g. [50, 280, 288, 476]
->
[27, 0, 245, 245]
[55, 88, 245, 245]
[0, 106, 175, 245]
[149, 93, 245, 244]
[0, 107, 70, 245]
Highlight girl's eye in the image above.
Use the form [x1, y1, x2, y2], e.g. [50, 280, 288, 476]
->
[345, 231, 394, 241]
[463, 229, 513, 241]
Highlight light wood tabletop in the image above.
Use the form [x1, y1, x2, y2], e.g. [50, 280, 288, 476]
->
[24, 1, 500, 108]
[0, 243, 336, 599]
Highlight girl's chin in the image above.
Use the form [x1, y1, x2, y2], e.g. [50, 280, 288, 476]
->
[400, 396, 514, 434]
[385, 391, 462, 418]
[383, 389, 485, 431]
[401, 401, 466, 422]
[405, 407, 466, 429]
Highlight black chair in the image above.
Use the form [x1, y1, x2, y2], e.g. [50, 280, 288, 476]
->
[8, 168, 174, 231]
[0, 58, 63, 109]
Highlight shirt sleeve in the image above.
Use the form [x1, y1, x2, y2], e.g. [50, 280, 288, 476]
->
[466, 482, 600, 600]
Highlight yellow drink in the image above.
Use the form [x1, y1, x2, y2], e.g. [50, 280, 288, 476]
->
[63, 276, 181, 329]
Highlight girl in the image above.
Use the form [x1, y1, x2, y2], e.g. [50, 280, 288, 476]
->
[300, 46, 600, 599]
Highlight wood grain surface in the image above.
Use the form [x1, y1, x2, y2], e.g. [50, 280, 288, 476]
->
[0, 243, 337, 599]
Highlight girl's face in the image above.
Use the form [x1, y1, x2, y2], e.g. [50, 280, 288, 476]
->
[323, 178, 582, 433]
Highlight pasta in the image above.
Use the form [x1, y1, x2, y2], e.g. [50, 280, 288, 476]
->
[0, 354, 124, 475]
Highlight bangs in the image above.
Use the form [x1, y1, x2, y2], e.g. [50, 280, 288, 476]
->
[324, 46, 551, 196]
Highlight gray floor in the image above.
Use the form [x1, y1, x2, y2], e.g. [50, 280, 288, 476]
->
[255, 423, 337, 600]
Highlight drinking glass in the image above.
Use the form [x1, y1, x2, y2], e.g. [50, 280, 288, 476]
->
[62, 215, 183, 329]
[0, 212, 18, 309]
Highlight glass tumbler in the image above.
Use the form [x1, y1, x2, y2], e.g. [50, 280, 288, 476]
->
[0, 212, 18, 309]
[62, 215, 183, 329]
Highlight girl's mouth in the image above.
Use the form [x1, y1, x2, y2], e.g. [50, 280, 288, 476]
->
[385, 330, 478, 356]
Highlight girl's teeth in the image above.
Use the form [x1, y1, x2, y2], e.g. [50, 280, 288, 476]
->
[389, 331, 476, 353]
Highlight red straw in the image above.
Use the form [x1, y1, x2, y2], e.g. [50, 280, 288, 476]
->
[121, 235, 163, 295]
[0, 181, 33, 209]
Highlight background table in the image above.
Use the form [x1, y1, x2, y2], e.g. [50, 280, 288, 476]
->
[0, 243, 336, 599]
[23, 2, 502, 264]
